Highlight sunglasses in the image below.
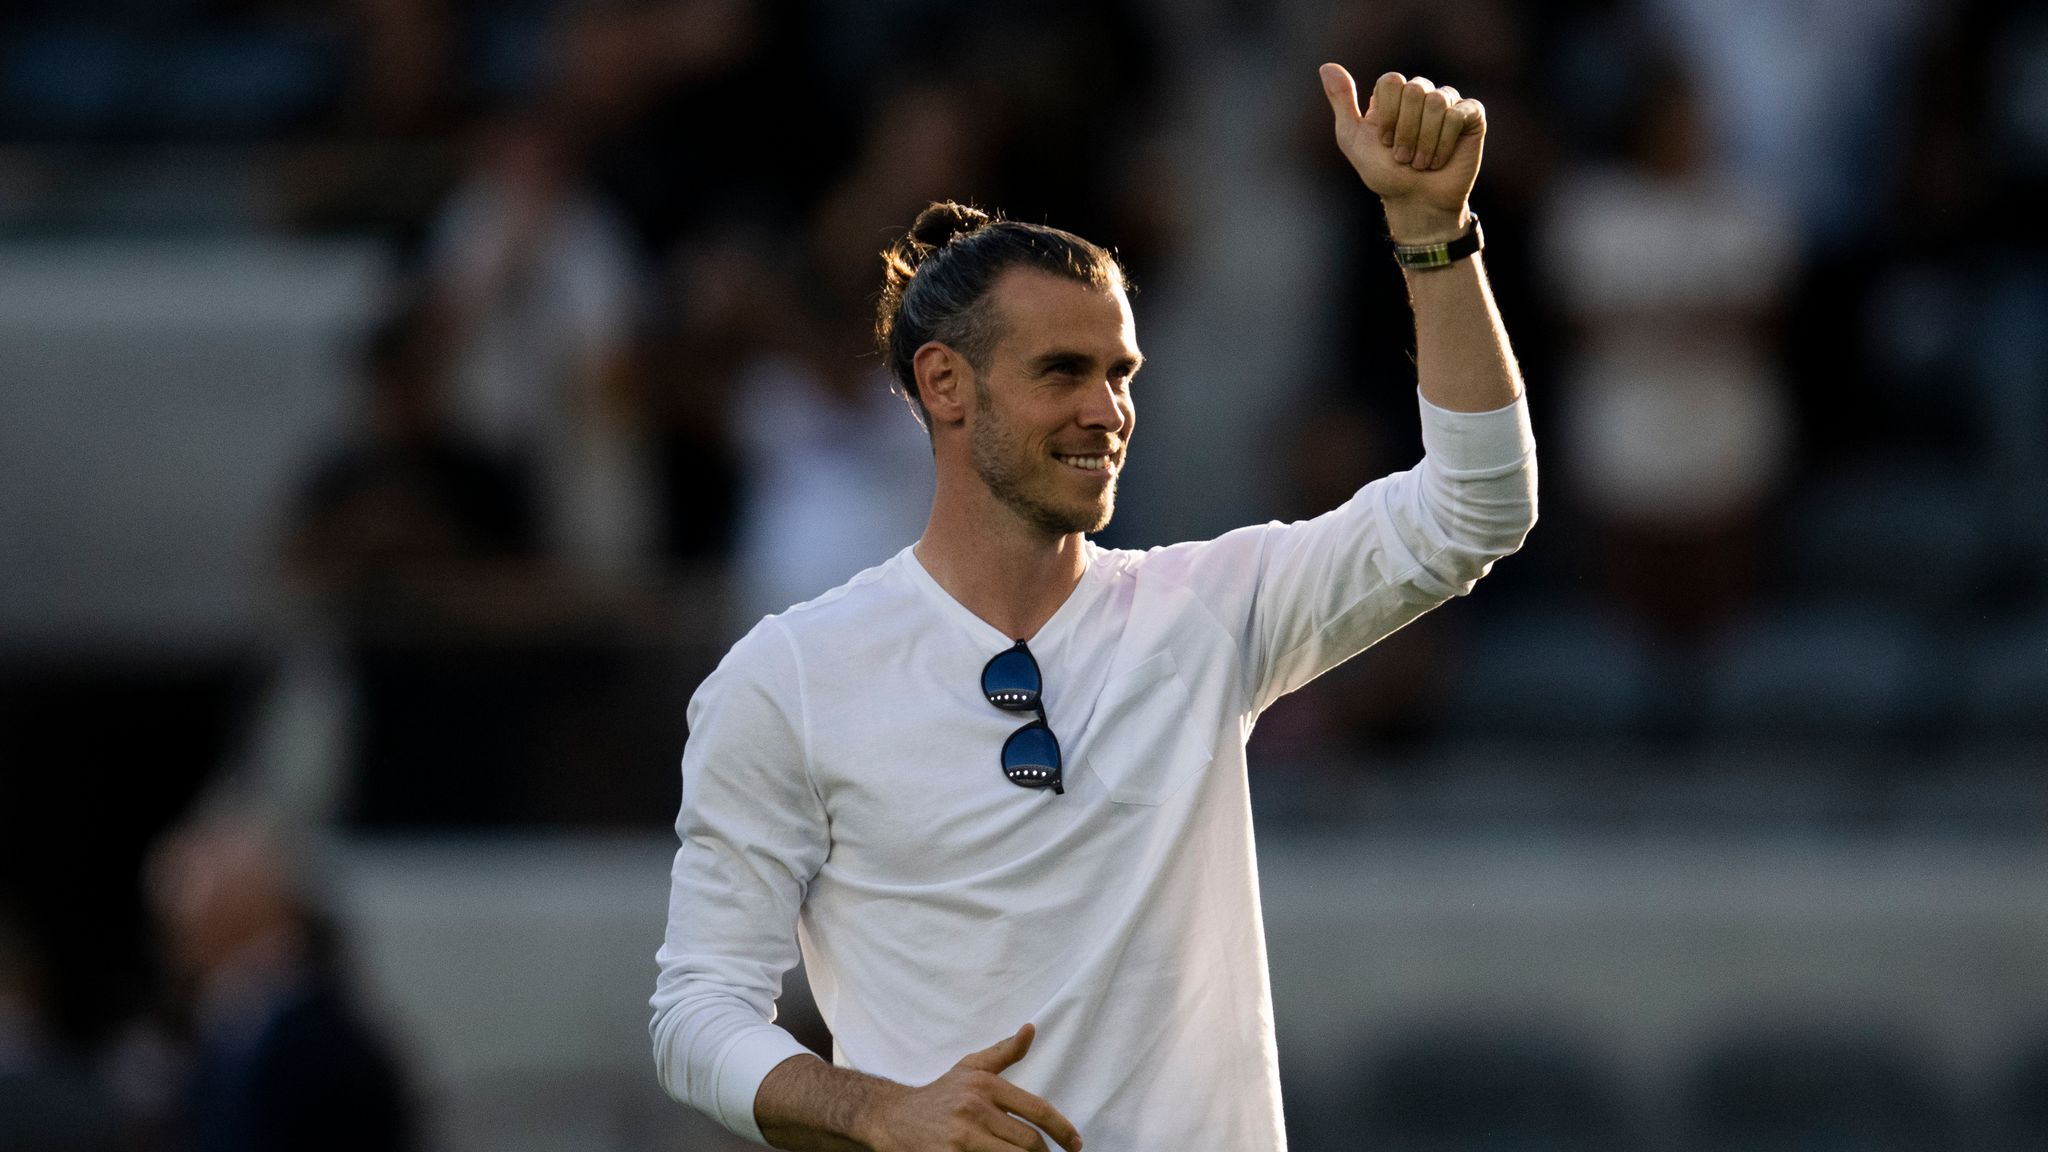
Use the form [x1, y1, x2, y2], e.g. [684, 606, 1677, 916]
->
[981, 639, 1064, 794]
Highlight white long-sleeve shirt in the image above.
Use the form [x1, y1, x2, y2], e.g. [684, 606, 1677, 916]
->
[652, 391, 1537, 1150]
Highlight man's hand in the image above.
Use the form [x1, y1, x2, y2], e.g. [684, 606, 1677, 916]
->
[1319, 63, 1485, 243]
[861, 1023, 1082, 1152]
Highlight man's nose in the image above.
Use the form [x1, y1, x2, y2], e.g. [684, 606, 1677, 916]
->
[1078, 376, 1128, 433]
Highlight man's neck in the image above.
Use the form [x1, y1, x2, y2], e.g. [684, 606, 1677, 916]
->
[914, 496, 1089, 642]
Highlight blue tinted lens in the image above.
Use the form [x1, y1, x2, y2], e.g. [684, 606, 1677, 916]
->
[1001, 723, 1062, 788]
[982, 643, 1041, 710]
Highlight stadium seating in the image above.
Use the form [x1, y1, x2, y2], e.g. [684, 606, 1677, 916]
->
[1701, 603, 1946, 743]
[1776, 458, 1993, 614]
[1958, 608, 2048, 742]
[1681, 1024, 1959, 1152]
[1439, 603, 1665, 739]
[1354, 1022, 1635, 1151]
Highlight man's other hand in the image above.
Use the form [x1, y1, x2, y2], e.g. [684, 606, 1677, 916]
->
[861, 1023, 1083, 1152]
[1320, 63, 1485, 242]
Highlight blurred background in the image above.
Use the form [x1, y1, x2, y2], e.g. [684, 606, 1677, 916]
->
[1, 0, 2045, 1149]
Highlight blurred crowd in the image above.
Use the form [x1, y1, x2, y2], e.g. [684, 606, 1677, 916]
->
[2, 0, 2046, 1147]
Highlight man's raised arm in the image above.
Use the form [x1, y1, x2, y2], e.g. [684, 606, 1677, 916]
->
[1319, 63, 1523, 416]
[1163, 64, 1535, 714]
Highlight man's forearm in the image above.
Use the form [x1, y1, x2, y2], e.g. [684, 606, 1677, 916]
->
[754, 1052, 908, 1151]
[1389, 213, 1523, 417]
[1403, 253, 1522, 414]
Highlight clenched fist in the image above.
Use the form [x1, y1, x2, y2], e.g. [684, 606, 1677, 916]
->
[1319, 63, 1485, 243]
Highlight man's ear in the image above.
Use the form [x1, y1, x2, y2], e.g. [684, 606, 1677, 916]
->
[913, 341, 972, 427]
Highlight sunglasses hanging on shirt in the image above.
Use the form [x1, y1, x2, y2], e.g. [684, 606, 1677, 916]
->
[981, 640, 1064, 794]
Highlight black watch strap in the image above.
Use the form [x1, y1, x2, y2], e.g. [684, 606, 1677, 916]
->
[1392, 214, 1483, 270]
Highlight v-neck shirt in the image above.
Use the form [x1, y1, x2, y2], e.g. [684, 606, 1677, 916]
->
[902, 538, 1103, 662]
[653, 390, 1538, 1150]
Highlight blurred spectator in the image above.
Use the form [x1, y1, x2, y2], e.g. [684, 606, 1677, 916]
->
[1645, 0, 1926, 251]
[712, 80, 999, 623]
[0, 906, 125, 1152]
[1542, 53, 1796, 641]
[424, 101, 660, 581]
[1956, 0, 2048, 562]
[281, 293, 546, 638]
[1778, 0, 2048, 602]
[273, 294, 537, 828]
[279, 296, 673, 826]
[1778, 0, 2014, 469]
[638, 231, 756, 574]
[804, 79, 997, 309]
[569, 0, 849, 252]
[146, 812, 415, 1152]
[726, 345, 936, 624]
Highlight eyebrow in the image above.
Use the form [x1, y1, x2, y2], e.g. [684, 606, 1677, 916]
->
[1028, 350, 1146, 375]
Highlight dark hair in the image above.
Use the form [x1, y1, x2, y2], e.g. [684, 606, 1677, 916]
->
[875, 201, 1123, 429]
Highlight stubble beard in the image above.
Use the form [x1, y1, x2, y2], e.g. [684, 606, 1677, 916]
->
[969, 384, 1116, 537]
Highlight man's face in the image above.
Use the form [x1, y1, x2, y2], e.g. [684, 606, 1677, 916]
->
[966, 269, 1140, 537]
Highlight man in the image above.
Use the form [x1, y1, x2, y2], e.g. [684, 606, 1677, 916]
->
[149, 814, 415, 1151]
[653, 64, 1536, 1151]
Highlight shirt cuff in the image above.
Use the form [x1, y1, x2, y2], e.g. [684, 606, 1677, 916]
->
[714, 1025, 817, 1145]
[1416, 388, 1534, 473]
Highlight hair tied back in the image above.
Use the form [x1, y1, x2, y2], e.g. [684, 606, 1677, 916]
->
[908, 201, 992, 257]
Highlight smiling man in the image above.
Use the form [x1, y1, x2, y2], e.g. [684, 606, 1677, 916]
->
[653, 64, 1538, 1151]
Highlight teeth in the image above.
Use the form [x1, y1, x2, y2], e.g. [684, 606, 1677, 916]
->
[1056, 454, 1111, 471]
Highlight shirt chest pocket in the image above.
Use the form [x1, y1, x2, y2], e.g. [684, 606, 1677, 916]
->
[1082, 651, 1216, 806]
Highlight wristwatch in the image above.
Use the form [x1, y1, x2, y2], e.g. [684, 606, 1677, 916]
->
[1392, 214, 1483, 270]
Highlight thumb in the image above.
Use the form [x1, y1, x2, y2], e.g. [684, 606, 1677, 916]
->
[958, 1022, 1035, 1074]
[1318, 63, 1361, 124]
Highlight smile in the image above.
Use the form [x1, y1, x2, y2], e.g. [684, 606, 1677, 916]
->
[1053, 453, 1117, 475]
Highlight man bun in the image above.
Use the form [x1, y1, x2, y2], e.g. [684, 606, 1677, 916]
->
[881, 200, 991, 286]
[907, 200, 991, 250]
